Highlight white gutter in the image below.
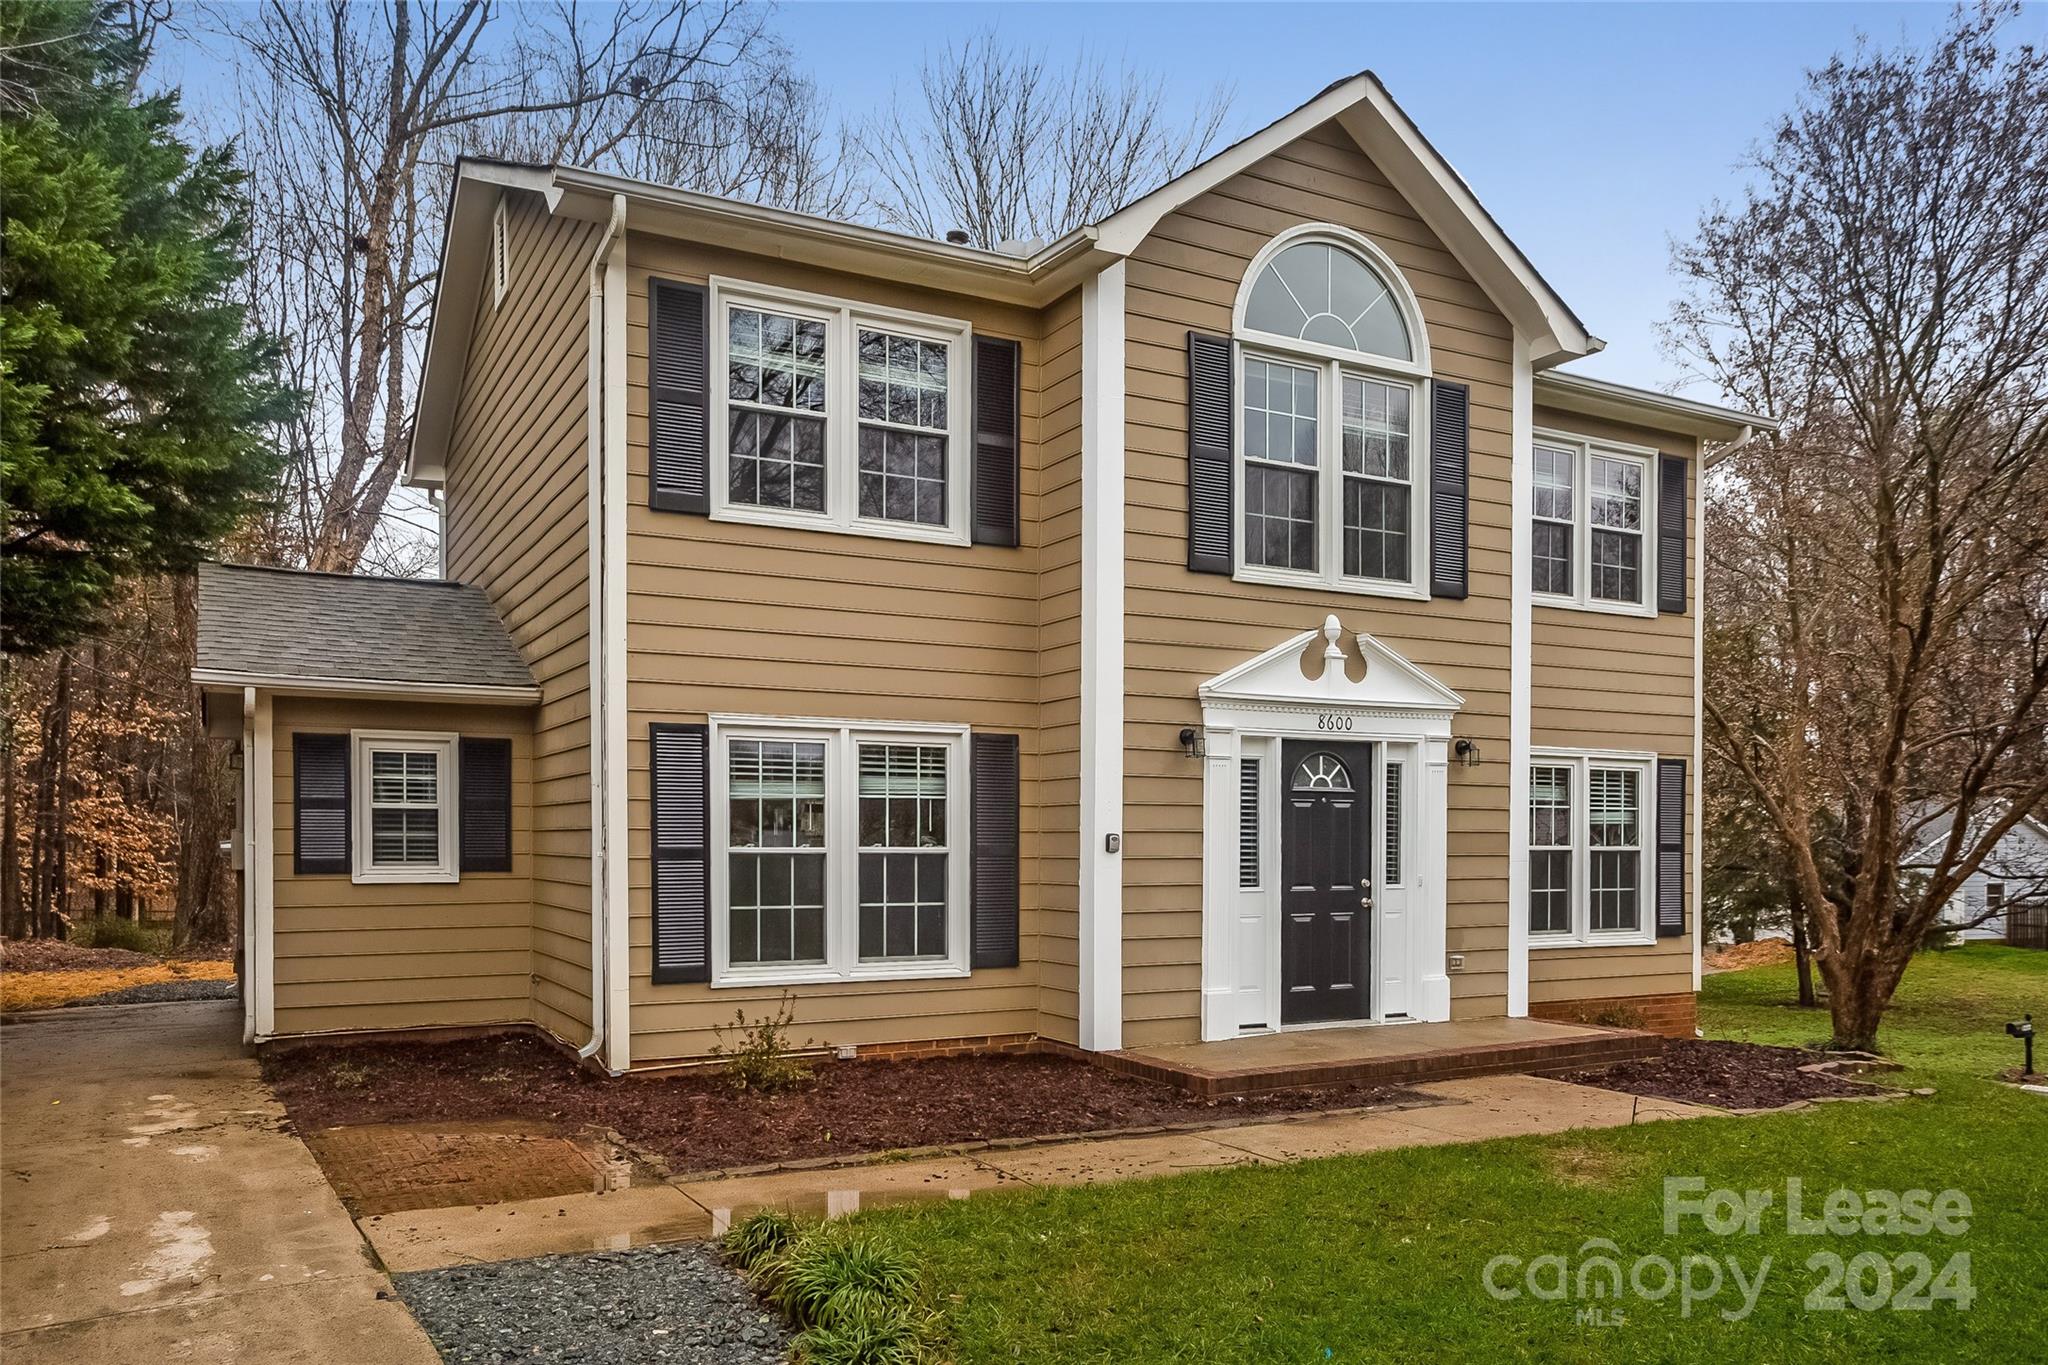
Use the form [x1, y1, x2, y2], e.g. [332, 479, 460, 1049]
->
[192, 670, 540, 705]
[579, 192, 627, 1067]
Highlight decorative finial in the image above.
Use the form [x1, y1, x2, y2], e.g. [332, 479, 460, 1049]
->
[1323, 615, 1344, 662]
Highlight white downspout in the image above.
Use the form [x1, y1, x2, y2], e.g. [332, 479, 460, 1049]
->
[579, 193, 627, 1064]
[241, 687, 257, 1045]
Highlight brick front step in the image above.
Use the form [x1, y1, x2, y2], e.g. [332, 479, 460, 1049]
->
[1096, 1024, 1665, 1099]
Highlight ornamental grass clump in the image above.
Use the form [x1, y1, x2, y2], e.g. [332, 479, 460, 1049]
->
[723, 1209, 801, 1276]
[723, 1213, 937, 1364]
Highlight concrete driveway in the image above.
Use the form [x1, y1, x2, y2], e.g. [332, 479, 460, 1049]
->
[0, 1001, 436, 1364]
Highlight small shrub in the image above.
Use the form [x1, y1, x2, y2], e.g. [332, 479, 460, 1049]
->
[1589, 1004, 1647, 1030]
[71, 917, 171, 955]
[712, 992, 814, 1093]
[328, 1061, 371, 1090]
[724, 1208, 801, 1273]
[772, 1228, 920, 1330]
[791, 1300, 933, 1365]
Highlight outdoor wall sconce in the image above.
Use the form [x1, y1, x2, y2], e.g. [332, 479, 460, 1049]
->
[1178, 727, 1206, 758]
[1454, 737, 1481, 767]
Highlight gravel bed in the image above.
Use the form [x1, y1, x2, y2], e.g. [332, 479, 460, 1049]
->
[62, 979, 239, 1008]
[394, 1242, 788, 1365]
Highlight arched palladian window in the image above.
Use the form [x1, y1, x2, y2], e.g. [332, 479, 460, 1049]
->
[1233, 226, 1429, 596]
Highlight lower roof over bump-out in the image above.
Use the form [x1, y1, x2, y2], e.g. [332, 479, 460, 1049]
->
[193, 561, 538, 699]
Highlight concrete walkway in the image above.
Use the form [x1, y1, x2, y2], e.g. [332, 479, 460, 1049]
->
[0, 1001, 437, 1365]
[361, 1072, 1713, 1272]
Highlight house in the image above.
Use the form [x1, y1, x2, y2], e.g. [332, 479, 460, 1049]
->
[195, 72, 1772, 1073]
[1911, 800, 2048, 944]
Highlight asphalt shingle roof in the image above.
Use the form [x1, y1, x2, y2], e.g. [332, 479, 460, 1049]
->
[195, 562, 536, 692]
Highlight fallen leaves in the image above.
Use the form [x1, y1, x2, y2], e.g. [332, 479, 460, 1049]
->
[1, 960, 236, 1013]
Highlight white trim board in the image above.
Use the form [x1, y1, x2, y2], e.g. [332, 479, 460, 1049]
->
[1077, 260, 1127, 1053]
[1508, 334, 1533, 1016]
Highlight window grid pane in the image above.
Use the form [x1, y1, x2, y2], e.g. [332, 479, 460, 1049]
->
[1243, 357, 1319, 571]
[857, 329, 949, 526]
[1341, 375, 1411, 582]
[367, 748, 441, 868]
[857, 743, 949, 962]
[1529, 764, 1573, 934]
[727, 738, 828, 966]
[1588, 455, 1644, 603]
[728, 307, 828, 513]
[1533, 445, 1575, 595]
[1588, 766, 1641, 933]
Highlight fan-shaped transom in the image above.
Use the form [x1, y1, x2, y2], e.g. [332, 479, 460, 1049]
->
[1291, 752, 1354, 792]
[1244, 240, 1412, 362]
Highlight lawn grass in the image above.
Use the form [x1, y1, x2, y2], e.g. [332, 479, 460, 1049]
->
[862, 945, 2048, 1363]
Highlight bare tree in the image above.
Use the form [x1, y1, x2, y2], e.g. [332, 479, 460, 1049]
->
[1668, 3, 2048, 1051]
[862, 29, 1228, 249]
[216, 0, 770, 573]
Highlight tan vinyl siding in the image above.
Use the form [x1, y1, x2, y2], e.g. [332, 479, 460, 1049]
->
[1035, 288, 1083, 1044]
[1528, 407, 1698, 1003]
[270, 698, 534, 1036]
[441, 196, 598, 1043]
[620, 233, 1049, 1062]
[1118, 121, 1518, 1046]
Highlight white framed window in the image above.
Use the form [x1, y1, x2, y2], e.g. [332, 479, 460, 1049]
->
[1531, 430, 1658, 614]
[1232, 228, 1431, 599]
[710, 716, 969, 985]
[1527, 750, 1655, 946]
[709, 279, 971, 546]
[351, 731, 459, 884]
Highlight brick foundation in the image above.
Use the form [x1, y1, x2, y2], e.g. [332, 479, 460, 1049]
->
[1530, 992, 1696, 1039]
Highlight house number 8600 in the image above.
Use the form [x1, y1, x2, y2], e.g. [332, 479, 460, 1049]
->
[1316, 714, 1354, 732]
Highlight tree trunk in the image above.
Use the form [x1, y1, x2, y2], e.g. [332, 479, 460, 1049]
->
[1, 651, 19, 938]
[50, 652, 72, 937]
[1819, 947, 1904, 1053]
[1789, 888, 1817, 1008]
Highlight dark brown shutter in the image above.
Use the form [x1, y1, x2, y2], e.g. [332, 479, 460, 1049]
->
[1186, 331, 1234, 575]
[1656, 758, 1686, 938]
[1657, 454, 1687, 614]
[649, 280, 709, 513]
[971, 336, 1020, 546]
[293, 733, 350, 875]
[970, 732, 1020, 969]
[459, 737, 513, 874]
[650, 723, 711, 983]
[1428, 379, 1469, 599]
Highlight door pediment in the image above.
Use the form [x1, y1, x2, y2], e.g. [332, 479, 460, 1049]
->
[1199, 615, 1464, 714]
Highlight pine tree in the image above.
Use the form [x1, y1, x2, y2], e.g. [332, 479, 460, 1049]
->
[1, 0, 290, 655]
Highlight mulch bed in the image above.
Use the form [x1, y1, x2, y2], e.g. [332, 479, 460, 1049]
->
[264, 1034, 1417, 1171]
[1565, 1038, 1884, 1111]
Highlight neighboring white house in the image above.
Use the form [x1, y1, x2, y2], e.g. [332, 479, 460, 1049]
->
[1907, 801, 2048, 943]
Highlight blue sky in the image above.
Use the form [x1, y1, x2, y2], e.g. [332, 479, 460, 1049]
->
[779, 2, 2043, 393]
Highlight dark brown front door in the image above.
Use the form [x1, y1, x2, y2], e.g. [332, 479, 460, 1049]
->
[1280, 739, 1371, 1024]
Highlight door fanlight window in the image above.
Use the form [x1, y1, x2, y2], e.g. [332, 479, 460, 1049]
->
[1292, 753, 1354, 792]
